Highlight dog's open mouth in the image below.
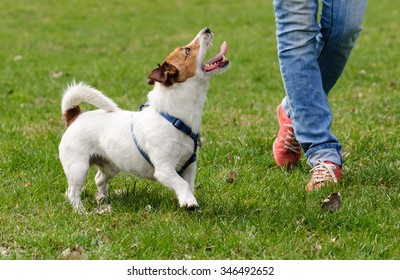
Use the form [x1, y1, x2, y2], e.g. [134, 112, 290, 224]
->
[203, 41, 229, 72]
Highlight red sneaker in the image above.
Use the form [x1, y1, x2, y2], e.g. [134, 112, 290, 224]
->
[306, 160, 342, 191]
[272, 105, 301, 169]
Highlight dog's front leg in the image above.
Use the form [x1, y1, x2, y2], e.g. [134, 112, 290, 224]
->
[154, 166, 198, 209]
[180, 162, 197, 195]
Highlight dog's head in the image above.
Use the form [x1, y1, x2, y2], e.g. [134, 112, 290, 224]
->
[147, 28, 229, 86]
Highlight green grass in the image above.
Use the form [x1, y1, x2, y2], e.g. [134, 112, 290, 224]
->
[1, 0, 399, 260]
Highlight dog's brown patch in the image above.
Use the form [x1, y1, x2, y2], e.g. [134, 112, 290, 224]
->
[64, 106, 81, 127]
[147, 37, 201, 86]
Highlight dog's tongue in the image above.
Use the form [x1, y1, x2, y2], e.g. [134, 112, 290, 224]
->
[206, 41, 228, 65]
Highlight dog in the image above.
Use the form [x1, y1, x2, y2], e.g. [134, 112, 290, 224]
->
[59, 28, 229, 211]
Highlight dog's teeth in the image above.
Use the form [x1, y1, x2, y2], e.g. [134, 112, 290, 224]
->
[208, 42, 213, 47]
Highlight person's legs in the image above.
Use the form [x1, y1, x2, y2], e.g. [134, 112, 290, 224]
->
[273, 0, 341, 169]
[273, 0, 367, 190]
[273, 0, 367, 170]
[306, 0, 368, 167]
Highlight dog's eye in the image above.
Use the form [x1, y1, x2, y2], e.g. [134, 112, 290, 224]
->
[184, 48, 191, 56]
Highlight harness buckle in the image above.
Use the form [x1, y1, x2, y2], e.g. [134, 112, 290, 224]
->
[172, 119, 184, 129]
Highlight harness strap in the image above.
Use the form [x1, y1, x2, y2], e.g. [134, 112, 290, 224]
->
[159, 112, 199, 142]
[130, 121, 152, 165]
[178, 154, 196, 175]
[132, 104, 199, 175]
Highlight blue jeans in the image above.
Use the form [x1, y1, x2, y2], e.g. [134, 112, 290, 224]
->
[273, 0, 368, 168]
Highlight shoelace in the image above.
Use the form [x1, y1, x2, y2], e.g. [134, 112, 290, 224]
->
[310, 160, 339, 184]
[282, 124, 300, 153]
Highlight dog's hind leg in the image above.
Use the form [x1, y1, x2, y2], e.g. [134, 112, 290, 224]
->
[90, 155, 118, 203]
[64, 161, 90, 212]
[94, 166, 117, 202]
[154, 166, 198, 209]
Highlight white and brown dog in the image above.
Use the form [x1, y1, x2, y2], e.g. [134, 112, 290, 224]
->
[59, 28, 229, 211]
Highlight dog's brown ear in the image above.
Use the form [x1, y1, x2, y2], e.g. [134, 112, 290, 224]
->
[147, 62, 178, 86]
[147, 64, 165, 85]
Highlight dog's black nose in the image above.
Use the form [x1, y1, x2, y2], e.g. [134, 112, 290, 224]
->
[204, 27, 211, 33]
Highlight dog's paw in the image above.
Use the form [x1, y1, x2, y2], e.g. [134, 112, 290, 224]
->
[179, 195, 199, 210]
[70, 200, 87, 214]
[186, 204, 198, 211]
[74, 205, 88, 215]
[95, 191, 107, 204]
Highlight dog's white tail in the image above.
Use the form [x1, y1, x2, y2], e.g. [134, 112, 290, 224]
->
[61, 82, 120, 126]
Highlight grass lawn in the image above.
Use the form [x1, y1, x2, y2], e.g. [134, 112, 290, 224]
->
[0, 0, 399, 260]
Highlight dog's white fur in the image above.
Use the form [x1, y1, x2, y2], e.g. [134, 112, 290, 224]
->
[59, 28, 229, 211]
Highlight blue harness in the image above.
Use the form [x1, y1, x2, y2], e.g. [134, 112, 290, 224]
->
[131, 103, 200, 175]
